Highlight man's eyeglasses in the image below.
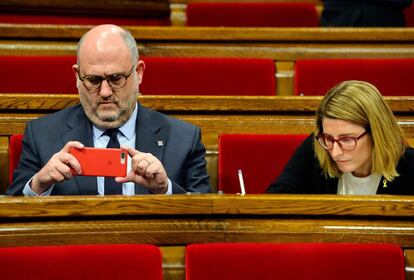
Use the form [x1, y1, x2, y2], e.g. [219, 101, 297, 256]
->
[316, 131, 368, 151]
[77, 65, 135, 91]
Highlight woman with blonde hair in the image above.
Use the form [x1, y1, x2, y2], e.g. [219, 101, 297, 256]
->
[267, 80, 414, 194]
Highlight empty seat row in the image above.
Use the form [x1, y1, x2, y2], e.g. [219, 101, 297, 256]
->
[187, 243, 405, 280]
[3, 2, 414, 27]
[295, 58, 414, 96]
[0, 244, 162, 280]
[0, 14, 171, 26]
[188, 2, 414, 28]
[0, 243, 404, 280]
[2, 55, 414, 96]
[0, 1, 170, 26]
[0, 56, 275, 95]
[0, 2, 319, 27]
[186, 2, 319, 27]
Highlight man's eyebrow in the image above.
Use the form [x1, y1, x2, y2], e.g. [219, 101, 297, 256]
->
[85, 71, 123, 77]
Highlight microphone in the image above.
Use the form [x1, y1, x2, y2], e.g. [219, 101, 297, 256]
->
[237, 169, 246, 195]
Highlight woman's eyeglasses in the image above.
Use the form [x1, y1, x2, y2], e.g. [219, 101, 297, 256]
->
[316, 131, 368, 151]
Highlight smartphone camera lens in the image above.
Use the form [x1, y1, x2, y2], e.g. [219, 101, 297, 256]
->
[120, 152, 126, 164]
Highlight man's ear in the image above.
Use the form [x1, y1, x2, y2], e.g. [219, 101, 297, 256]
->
[136, 60, 145, 84]
[72, 64, 79, 76]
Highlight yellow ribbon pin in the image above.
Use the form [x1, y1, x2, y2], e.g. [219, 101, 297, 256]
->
[383, 179, 388, 188]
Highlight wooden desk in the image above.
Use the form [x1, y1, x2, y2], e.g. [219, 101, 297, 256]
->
[0, 194, 413, 279]
[1, 94, 414, 193]
[1, 25, 414, 94]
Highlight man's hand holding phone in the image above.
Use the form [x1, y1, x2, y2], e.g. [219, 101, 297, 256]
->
[116, 147, 168, 194]
[31, 141, 84, 195]
[31, 143, 166, 195]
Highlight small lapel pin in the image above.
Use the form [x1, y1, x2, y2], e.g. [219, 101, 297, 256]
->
[157, 140, 164, 147]
[383, 179, 388, 188]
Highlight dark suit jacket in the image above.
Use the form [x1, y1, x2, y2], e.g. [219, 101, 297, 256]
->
[267, 134, 414, 195]
[7, 103, 211, 195]
[321, 0, 412, 27]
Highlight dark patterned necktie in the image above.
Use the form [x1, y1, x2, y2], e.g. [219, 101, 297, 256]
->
[104, 129, 122, 195]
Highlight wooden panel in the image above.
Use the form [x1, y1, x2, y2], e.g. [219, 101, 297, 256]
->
[3, 25, 414, 42]
[3, 94, 414, 113]
[406, 250, 414, 280]
[212, 194, 414, 217]
[275, 61, 294, 96]
[170, 3, 187, 27]
[0, 94, 321, 111]
[0, 195, 413, 246]
[0, 195, 214, 218]
[0, 40, 75, 55]
[0, 137, 9, 194]
[160, 246, 186, 280]
[2, 194, 414, 218]
[0, 218, 226, 247]
[223, 219, 414, 245]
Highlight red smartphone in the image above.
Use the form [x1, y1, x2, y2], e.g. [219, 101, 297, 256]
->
[69, 147, 128, 177]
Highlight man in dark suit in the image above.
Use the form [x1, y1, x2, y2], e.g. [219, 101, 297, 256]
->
[7, 24, 210, 196]
[321, 0, 412, 27]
